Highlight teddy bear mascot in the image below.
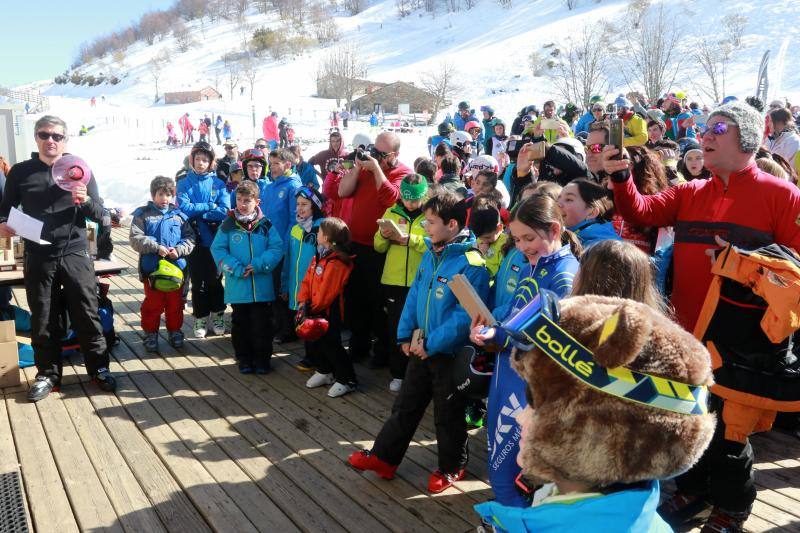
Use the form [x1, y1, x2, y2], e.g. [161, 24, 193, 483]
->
[474, 291, 716, 532]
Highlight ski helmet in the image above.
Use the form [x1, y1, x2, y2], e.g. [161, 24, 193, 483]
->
[467, 155, 499, 174]
[296, 317, 329, 341]
[190, 141, 215, 166]
[480, 105, 495, 116]
[458, 101, 470, 111]
[464, 120, 482, 133]
[614, 95, 632, 109]
[352, 132, 373, 149]
[525, 104, 539, 115]
[589, 95, 604, 105]
[240, 148, 268, 178]
[450, 346, 494, 401]
[438, 121, 454, 137]
[449, 130, 472, 148]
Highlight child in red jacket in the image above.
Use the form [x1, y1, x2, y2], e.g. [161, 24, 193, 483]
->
[298, 218, 356, 397]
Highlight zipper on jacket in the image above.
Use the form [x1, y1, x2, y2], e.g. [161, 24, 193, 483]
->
[247, 231, 256, 302]
[423, 248, 447, 336]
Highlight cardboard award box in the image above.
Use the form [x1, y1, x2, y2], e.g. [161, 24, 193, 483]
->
[0, 237, 16, 271]
[377, 218, 408, 239]
[448, 274, 495, 324]
[0, 320, 20, 389]
[87, 225, 98, 257]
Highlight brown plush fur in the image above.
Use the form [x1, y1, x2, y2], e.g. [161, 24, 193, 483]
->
[512, 295, 715, 488]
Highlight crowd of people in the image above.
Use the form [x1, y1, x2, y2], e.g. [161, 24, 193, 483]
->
[2, 87, 800, 532]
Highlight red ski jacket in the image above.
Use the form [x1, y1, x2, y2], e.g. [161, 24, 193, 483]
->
[612, 162, 800, 331]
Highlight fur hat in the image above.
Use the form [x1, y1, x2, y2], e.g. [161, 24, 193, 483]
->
[709, 102, 764, 153]
[512, 295, 715, 488]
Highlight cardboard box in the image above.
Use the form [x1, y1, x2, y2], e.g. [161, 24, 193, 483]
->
[448, 274, 495, 324]
[87, 226, 97, 257]
[0, 238, 14, 270]
[13, 238, 24, 260]
[0, 321, 19, 389]
[377, 218, 408, 239]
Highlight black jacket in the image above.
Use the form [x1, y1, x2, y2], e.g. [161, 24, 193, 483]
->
[0, 152, 104, 257]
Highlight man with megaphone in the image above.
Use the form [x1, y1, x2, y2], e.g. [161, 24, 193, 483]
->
[0, 115, 116, 402]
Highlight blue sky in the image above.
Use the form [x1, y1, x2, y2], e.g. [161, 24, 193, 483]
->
[1, 0, 175, 87]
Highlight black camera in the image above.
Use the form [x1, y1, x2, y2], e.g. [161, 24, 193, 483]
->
[355, 144, 378, 161]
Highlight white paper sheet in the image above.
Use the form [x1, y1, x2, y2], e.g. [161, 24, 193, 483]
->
[7, 207, 51, 245]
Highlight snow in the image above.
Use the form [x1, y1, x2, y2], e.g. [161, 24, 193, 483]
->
[8, 0, 800, 211]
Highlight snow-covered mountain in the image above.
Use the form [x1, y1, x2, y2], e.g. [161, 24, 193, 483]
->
[8, 0, 800, 210]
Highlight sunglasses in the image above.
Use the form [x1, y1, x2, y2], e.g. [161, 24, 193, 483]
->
[591, 107, 604, 112]
[255, 144, 267, 149]
[702, 121, 737, 138]
[37, 131, 65, 142]
[586, 143, 606, 154]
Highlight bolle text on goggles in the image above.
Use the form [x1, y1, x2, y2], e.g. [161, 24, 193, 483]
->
[295, 186, 323, 211]
[492, 290, 709, 416]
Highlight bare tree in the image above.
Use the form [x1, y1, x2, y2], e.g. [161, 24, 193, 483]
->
[691, 39, 732, 104]
[496, 0, 512, 7]
[552, 25, 611, 108]
[615, 2, 682, 101]
[316, 42, 369, 108]
[173, 21, 192, 52]
[223, 52, 242, 100]
[418, 61, 463, 124]
[241, 55, 258, 100]
[722, 14, 747, 49]
[396, 0, 412, 17]
[464, 0, 478, 8]
[342, 0, 365, 14]
[148, 50, 171, 103]
[563, 0, 578, 9]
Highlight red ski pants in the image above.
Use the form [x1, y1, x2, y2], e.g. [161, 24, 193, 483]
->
[141, 281, 184, 333]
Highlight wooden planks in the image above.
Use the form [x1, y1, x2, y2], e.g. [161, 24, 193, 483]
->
[1, 227, 798, 533]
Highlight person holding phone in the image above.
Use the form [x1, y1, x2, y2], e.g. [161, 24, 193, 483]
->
[603, 101, 800, 532]
[531, 101, 572, 143]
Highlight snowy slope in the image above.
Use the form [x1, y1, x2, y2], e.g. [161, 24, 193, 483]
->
[9, 0, 800, 211]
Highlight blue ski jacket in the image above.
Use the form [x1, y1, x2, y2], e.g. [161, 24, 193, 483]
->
[568, 218, 622, 249]
[397, 233, 489, 356]
[176, 170, 230, 247]
[281, 218, 323, 311]
[262, 171, 302, 250]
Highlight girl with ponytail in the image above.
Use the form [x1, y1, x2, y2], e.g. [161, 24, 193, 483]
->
[469, 193, 581, 508]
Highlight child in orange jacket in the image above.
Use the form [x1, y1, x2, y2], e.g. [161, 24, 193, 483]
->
[298, 217, 356, 397]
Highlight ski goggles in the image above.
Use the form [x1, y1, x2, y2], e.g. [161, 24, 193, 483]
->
[499, 290, 709, 416]
[701, 120, 737, 138]
[296, 186, 323, 211]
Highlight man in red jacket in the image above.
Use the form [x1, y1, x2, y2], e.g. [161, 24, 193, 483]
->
[603, 101, 800, 532]
[333, 132, 411, 367]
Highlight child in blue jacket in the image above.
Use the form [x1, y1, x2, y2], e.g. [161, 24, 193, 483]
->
[211, 180, 283, 373]
[349, 190, 490, 494]
[281, 186, 326, 370]
[471, 194, 580, 508]
[264, 148, 303, 341]
[176, 142, 231, 338]
[130, 176, 196, 352]
[558, 178, 621, 249]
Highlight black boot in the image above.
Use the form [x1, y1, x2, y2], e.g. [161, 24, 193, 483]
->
[93, 368, 117, 392]
[27, 375, 60, 402]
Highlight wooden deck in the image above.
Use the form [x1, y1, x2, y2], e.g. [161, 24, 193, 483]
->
[0, 227, 797, 532]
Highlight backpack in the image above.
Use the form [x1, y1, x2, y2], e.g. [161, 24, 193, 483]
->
[61, 284, 118, 356]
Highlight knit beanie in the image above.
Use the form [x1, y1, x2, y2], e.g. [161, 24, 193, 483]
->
[708, 102, 764, 153]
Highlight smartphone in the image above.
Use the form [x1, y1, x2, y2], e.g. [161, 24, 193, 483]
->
[341, 160, 354, 170]
[609, 118, 624, 160]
